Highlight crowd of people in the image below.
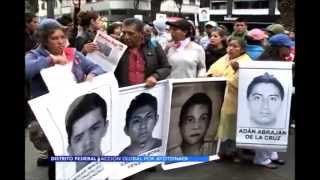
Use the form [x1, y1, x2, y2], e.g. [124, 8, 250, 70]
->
[25, 11, 295, 179]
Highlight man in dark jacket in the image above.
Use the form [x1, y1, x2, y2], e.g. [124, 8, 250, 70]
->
[25, 13, 38, 53]
[115, 18, 171, 88]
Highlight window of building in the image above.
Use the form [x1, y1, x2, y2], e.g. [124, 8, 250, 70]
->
[211, 0, 227, 9]
[41, 2, 46, 10]
[234, 0, 269, 9]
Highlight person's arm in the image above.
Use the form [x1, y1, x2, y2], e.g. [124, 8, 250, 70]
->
[76, 52, 106, 77]
[150, 42, 172, 81]
[25, 51, 54, 80]
[197, 46, 207, 77]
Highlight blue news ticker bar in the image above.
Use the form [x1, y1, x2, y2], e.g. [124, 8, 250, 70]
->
[50, 156, 209, 162]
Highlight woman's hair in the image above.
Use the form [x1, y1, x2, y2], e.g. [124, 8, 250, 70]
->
[211, 28, 228, 48]
[257, 46, 282, 61]
[107, 22, 122, 35]
[77, 11, 98, 29]
[227, 37, 247, 55]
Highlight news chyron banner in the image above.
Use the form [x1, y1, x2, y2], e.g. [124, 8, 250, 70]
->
[236, 61, 293, 151]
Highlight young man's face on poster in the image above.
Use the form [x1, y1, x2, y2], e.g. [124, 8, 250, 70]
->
[126, 105, 158, 147]
[180, 104, 210, 145]
[68, 108, 108, 156]
[247, 83, 283, 125]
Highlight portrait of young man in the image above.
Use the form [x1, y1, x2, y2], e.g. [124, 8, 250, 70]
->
[246, 72, 285, 128]
[65, 93, 109, 172]
[119, 93, 162, 156]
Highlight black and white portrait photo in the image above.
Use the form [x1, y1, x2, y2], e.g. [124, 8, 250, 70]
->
[66, 93, 109, 172]
[236, 61, 293, 151]
[165, 79, 226, 167]
[246, 73, 285, 128]
[119, 93, 162, 156]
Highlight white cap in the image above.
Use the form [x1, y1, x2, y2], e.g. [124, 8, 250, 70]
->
[205, 21, 218, 27]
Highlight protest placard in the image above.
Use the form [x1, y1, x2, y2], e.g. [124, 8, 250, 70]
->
[236, 61, 293, 151]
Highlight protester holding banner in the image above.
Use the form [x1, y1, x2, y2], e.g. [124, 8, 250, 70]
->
[207, 38, 252, 161]
[205, 28, 227, 71]
[25, 18, 106, 178]
[75, 11, 100, 55]
[250, 33, 294, 169]
[165, 19, 206, 79]
[115, 18, 171, 87]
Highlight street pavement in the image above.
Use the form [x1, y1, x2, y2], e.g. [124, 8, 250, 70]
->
[25, 129, 295, 180]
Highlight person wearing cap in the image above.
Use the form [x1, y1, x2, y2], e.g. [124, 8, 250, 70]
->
[251, 33, 293, 169]
[245, 28, 267, 60]
[258, 33, 294, 61]
[265, 23, 285, 37]
[25, 18, 105, 178]
[152, 19, 171, 50]
[166, 19, 206, 79]
[26, 18, 105, 98]
[199, 21, 218, 49]
[115, 18, 171, 88]
[230, 18, 248, 41]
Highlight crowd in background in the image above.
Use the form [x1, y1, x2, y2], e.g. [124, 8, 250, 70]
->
[25, 11, 295, 180]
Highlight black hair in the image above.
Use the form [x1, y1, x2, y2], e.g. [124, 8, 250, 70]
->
[25, 13, 37, 23]
[235, 17, 247, 24]
[66, 93, 107, 144]
[247, 72, 284, 100]
[257, 46, 284, 61]
[179, 93, 212, 127]
[123, 18, 144, 33]
[125, 93, 158, 128]
[228, 37, 247, 52]
[245, 35, 263, 46]
[57, 15, 73, 26]
[77, 11, 99, 29]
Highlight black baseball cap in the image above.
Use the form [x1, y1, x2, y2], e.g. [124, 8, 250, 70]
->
[166, 19, 192, 31]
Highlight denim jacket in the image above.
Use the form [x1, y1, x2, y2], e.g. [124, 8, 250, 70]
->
[25, 46, 105, 98]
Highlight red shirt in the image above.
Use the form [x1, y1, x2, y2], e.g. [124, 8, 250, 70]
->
[128, 48, 145, 85]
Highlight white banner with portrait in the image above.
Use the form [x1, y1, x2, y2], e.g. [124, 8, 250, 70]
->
[162, 78, 226, 170]
[29, 73, 119, 180]
[236, 61, 293, 152]
[110, 80, 171, 179]
[87, 30, 127, 72]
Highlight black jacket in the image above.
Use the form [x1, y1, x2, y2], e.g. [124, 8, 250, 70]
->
[205, 44, 226, 70]
[115, 40, 171, 87]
